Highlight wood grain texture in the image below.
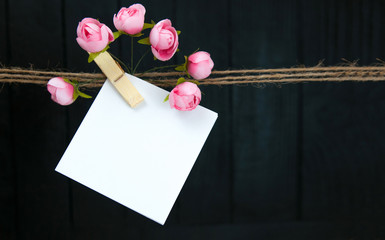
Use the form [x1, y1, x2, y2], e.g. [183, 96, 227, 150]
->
[8, 0, 64, 67]
[0, 85, 15, 240]
[1, 0, 385, 238]
[143, 222, 385, 240]
[64, 0, 165, 237]
[175, 0, 233, 224]
[0, 1, 16, 239]
[7, 0, 71, 238]
[93, 51, 125, 82]
[300, 0, 385, 221]
[64, 1, 148, 239]
[231, 0, 300, 222]
[117, 0, 182, 226]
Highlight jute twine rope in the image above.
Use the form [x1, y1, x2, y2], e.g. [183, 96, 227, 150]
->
[1, 64, 385, 88]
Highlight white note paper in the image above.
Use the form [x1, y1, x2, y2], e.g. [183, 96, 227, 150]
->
[55, 74, 217, 225]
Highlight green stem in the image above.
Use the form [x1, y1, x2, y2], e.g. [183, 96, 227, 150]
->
[140, 64, 180, 74]
[133, 49, 150, 74]
[109, 52, 131, 73]
[131, 36, 134, 74]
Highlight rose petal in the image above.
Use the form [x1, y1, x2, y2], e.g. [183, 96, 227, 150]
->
[151, 46, 161, 60]
[113, 14, 123, 30]
[177, 82, 199, 95]
[47, 85, 57, 95]
[131, 3, 146, 15]
[156, 29, 174, 50]
[168, 92, 175, 109]
[188, 51, 211, 63]
[150, 19, 178, 61]
[188, 62, 211, 80]
[47, 77, 67, 89]
[86, 22, 101, 32]
[55, 86, 74, 106]
[82, 18, 101, 26]
[159, 19, 171, 28]
[208, 57, 214, 69]
[121, 15, 144, 35]
[174, 95, 187, 111]
[149, 24, 161, 47]
[104, 24, 114, 42]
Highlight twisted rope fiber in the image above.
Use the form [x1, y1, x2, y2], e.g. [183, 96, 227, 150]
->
[1, 65, 385, 88]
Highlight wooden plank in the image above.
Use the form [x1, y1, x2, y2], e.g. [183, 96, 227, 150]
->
[9, 1, 64, 67]
[174, 0, 232, 224]
[143, 222, 385, 240]
[0, 86, 15, 240]
[371, 0, 385, 61]
[0, 1, 16, 239]
[300, 0, 385, 221]
[231, 0, 299, 222]
[8, 0, 70, 239]
[65, 0, 228, 229]
[64, 1, 154, 238]
[0, 0, 7, 61]
[117, 0, 181, 225]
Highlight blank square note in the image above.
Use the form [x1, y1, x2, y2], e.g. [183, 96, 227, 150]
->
[55, 74, 217, 224]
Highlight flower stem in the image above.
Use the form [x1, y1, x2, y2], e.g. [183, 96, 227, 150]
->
[109, 52, 131, 73]
[140, 64, 180, 74]
[131, 36, 134, 74]
[133, 49, 150, 74]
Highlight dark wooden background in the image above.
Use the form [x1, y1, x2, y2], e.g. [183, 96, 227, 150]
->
[1, 0, 385, 239]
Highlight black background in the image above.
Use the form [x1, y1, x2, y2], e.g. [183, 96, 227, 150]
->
[1, 0, 385, 239]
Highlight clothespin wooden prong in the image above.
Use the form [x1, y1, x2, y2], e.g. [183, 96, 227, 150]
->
[93, 51, 144, 107]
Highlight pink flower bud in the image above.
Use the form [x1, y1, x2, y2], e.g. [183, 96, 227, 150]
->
[169, 82, 201, 111]
[149, 19, 179, 61]
[113, 4, 146, 35]
[47, 77, 75, 106]
[76, 18, 114, 53]
[187, 51, 214, 80]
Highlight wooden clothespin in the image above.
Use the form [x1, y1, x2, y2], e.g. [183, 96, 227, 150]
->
[93, 51, 144, 108]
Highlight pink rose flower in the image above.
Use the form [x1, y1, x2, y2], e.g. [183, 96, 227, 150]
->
[149, 19, 179, 61]
[47, 77, 75, 106]
[187, 51, 214, 80]
[76, 18, 114, 53]
[113, 4, 146, 35]
[169, 82, 201, 111]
